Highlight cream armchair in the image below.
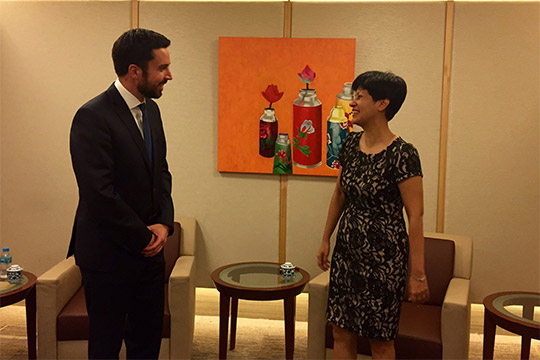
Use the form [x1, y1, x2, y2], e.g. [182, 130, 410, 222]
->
[37, 217, 197, 360]
[308, 232, 472, 359]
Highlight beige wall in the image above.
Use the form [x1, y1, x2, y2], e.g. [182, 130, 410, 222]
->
[0, 0, 130, 277]
[0, 1, 538, 302]
[287, 1, 445, 288]
[139, 1, 285, 287]
[446, 2, 540, 300]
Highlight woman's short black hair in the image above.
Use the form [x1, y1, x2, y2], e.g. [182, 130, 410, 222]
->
[112, 28, 171, 76]
[352, 71, 407, 121]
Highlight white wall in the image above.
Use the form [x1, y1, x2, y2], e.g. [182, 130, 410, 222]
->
[0, 1, 538, 302]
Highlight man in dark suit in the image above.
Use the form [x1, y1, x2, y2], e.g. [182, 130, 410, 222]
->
[68, 28, 174, 359]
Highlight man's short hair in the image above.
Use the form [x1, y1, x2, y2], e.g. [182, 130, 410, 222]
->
[352, 71, 407, 121]
[112, 28, 171, 76]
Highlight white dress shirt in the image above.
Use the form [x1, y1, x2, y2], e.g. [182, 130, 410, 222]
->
[114, 78, 145, 138]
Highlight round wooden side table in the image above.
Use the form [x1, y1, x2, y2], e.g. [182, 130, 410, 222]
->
[483, 291, 540, 360]
[0, 271, 37, 359]
[211, 262, 310, 360]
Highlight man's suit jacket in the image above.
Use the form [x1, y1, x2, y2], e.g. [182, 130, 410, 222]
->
[68, 84, 174, 278]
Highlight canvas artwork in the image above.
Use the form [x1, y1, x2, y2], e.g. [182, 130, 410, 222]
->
[218, 37, 356, 176]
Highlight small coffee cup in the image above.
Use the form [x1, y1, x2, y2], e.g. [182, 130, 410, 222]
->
[7, 264, 23, 284]
[280, 262, 295, 281]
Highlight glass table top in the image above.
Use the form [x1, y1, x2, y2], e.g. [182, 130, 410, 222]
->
[218, 263, 303, 289]
[492, 293, 540, 326]
[0, 275, 29, 295]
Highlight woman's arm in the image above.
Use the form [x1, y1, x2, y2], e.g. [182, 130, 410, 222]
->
[317, 169, 346, 271]
[398, 175, 430, 303]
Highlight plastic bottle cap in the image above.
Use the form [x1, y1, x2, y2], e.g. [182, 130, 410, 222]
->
[2, 247, 8, 252]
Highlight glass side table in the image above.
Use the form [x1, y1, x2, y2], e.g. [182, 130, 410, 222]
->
[211, 262, 310, 360]
[483, 291, 540, 359]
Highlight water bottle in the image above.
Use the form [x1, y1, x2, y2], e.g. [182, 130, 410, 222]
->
[0, 247, 12, 280]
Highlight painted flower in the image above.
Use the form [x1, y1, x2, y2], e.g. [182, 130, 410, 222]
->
[277, 150, 290, 164]
[259, 126, 271, 140]
[331, 160, 341, 170]
[300, 120, 315, 135]
[261, 84, 284, 108]
[294, 119, 315, 157]
[298, 65, 316, 84]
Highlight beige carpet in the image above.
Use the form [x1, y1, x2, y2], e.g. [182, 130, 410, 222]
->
[192, 316, 307, 359]
[1, 289, 539, 359]
[192, 316, 540, 359]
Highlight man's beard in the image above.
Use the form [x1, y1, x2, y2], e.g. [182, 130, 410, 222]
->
[137, 75, 166, 99]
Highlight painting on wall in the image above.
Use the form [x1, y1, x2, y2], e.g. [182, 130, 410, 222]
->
[218, 37, 356, 177]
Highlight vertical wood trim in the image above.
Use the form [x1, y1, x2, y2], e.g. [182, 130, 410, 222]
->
[437, 1, 455, 233]
[279, 1, 292, 264]
[283, 1, 292, 39]
[279, 175, 288, 263]
[131, 0, 139, 29]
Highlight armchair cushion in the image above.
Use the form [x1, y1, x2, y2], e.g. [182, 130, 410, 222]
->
[394, 302, 442, 359]
[56, 283, 172, 341]
[325, 302, 442, 359]
[56, 287, 87, 341]
[423, 237, 454, 306]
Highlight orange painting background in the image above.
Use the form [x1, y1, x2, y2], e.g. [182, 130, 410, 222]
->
[218, 37, 356, 176]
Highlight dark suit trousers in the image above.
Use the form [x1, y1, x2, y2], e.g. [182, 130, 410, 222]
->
[81, 258, 165, 360]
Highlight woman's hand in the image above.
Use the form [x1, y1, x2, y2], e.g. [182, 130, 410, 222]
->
[318, 170, 344, 272]
[408, 276, 430, 303]
[317, 240, 331, 271]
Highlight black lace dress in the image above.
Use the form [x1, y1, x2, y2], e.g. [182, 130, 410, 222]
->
[326, 131, 423, 340]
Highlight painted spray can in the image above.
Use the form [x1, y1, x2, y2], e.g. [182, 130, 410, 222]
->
[292, 89, 322, 168]
[273, 133, 292, 174]
[336, 82, 353, 132]
[259, 108, 278, 158]
[326, 106, 348, 169]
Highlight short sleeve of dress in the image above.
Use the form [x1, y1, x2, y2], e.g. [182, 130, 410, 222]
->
[337, 132, 359, 169]
[395, 142, 423, 183]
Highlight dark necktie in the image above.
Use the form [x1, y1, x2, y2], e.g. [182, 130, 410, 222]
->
[138, 103, 153, 164]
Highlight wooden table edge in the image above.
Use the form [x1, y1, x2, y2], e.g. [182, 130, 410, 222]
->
[211, 261, 310, 299]
[0, 271, 37, 306]
[483, 291, 540, 336]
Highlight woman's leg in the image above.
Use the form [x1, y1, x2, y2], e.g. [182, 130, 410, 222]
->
[332, 324, 357, 359]
[369, 339, 395, 360]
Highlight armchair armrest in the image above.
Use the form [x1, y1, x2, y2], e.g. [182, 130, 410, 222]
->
[168, 254, 195, 360]
[37, 256, 82, 359]
[308, 271, 330, 360]
[441, 277, 471, 360]
[177, 217, 196, 256]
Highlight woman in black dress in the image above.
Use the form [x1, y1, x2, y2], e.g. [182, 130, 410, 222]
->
[317, 71, 430, 359]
